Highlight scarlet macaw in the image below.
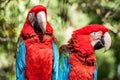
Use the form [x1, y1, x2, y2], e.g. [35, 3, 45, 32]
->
[58, 24, 111, 80]
[16, 5, 59, 80]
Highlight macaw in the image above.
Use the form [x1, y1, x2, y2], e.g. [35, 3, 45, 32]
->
[16, 5, 59, 80]
[58, 24, 111, 80]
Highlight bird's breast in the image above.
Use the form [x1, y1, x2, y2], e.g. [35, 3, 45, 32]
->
[24, 35, 53, 80]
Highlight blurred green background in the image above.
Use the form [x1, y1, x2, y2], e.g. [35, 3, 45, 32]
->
[0, 0, 120, 80]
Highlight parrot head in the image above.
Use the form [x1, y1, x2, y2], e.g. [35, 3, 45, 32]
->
[90, 31, 111, 51]
[27, 5, 47, 34]
[72, 24, 111, 52]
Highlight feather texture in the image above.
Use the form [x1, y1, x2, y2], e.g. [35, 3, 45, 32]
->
[16, 40, 26, 80]
[94, 65, 98, 80]
[52, 42, 59, 80]
[58, 24, 109, 80]
[16, 5, 58, 80]
[58, 51, 71, 80]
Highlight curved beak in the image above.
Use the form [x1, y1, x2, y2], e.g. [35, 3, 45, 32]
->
[103, 32, 112, 52]
[36, 11, 46, 33]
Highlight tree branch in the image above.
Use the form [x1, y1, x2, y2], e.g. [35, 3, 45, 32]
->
[0, 36, 10, 42]
[105, 23, 118, 34]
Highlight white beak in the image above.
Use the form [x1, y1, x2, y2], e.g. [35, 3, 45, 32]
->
[36, 11, 46, 33]
[103, 32, 112, 51]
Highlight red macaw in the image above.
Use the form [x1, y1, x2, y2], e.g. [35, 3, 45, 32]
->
[58, 24, 111, 80]
[16, 5, 59, 80]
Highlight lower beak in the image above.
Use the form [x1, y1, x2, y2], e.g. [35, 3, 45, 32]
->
[103, 32, 111, 51]
[36, 11, 46, 33]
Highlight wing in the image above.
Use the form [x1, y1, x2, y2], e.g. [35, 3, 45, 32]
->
[52, 42, 59, 80]
[16, 37, 26, 80]
[94, 64, 98, 80]
[58, 51, 71, 80]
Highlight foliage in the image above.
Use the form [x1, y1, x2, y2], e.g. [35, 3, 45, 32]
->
[0, 0, 120, 80]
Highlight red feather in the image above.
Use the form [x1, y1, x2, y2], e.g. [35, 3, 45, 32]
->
[73, 24, 108, 37]
[28, 5, 47, 17]
[20, 5, 54, 80]
[68, 24, 108, 80]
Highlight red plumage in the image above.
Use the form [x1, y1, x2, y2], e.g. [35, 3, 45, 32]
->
[20, 5, 54, 80]
[67, 24, 108, 80]
[72, 24, 108, 36]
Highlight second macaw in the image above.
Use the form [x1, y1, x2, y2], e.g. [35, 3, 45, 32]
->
[58, 24, 111, 80]
[16, 5, 59, 80]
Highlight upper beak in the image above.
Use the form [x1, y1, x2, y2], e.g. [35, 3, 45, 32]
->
[103, 32, 112, 52]
[36, 11, 46, 33]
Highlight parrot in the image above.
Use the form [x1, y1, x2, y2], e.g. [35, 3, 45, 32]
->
[58, 24, 111, 80]
[16, 5, 59, 80]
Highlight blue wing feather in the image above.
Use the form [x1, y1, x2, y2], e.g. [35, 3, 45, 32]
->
[94, 65, 98, 80]
[52, 42, 59, 80]
[16, 41, 26, 80]
[58, 51, 71, 80]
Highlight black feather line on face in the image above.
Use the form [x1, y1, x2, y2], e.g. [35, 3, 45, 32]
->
[94, 36, 105, 50]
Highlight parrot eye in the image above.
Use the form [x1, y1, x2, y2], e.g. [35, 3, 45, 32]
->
[90, 32, 96, 36]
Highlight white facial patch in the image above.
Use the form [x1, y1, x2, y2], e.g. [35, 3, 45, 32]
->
[90, 31, 103, 40]
[28, 12, 35, 26]
[90, 31, 103, 46]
